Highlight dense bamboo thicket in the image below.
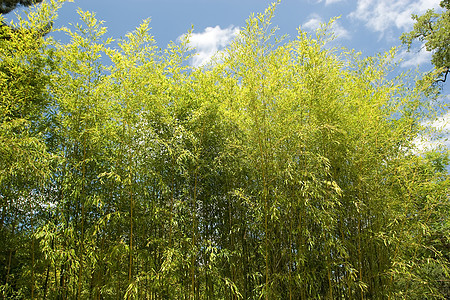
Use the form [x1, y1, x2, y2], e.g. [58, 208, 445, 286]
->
[1, 1, 449, 299]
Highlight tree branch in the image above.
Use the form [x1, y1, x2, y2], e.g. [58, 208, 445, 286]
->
[436, 67, 449, 83]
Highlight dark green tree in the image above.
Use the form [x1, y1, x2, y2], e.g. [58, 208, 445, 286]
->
[0, 0, 43, 14]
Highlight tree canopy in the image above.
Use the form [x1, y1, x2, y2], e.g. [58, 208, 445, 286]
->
[0, 0, 43, 14]
[1, 1, 449, 299]
[401, 0, 450, 85]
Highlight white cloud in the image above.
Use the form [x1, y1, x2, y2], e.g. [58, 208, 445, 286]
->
[332, 22, 351, 40]
[182, 25, 239, 67]
[428, 111, 450, 132]
[303, 14, 350, 40]
[319, 0, 345, 4]
[349, 0, 441, 36]
[414, 107, 450, 152]
[303, 15, 323, 31]
[398, 44, 432, 68]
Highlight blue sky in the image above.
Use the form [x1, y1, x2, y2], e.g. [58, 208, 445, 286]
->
[4, 0, 450, 151]
[48, 0, 443, 68]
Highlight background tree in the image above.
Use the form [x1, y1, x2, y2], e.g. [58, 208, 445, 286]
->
[0, 0, 43, 14]
[401, 0, 450, 85]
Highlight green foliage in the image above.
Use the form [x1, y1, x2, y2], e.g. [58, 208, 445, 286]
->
[1, 1, 449, 299]
[401, 0, 450, 89]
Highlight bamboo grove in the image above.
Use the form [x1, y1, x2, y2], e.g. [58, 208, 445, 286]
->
[1, 1, 449, 299]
